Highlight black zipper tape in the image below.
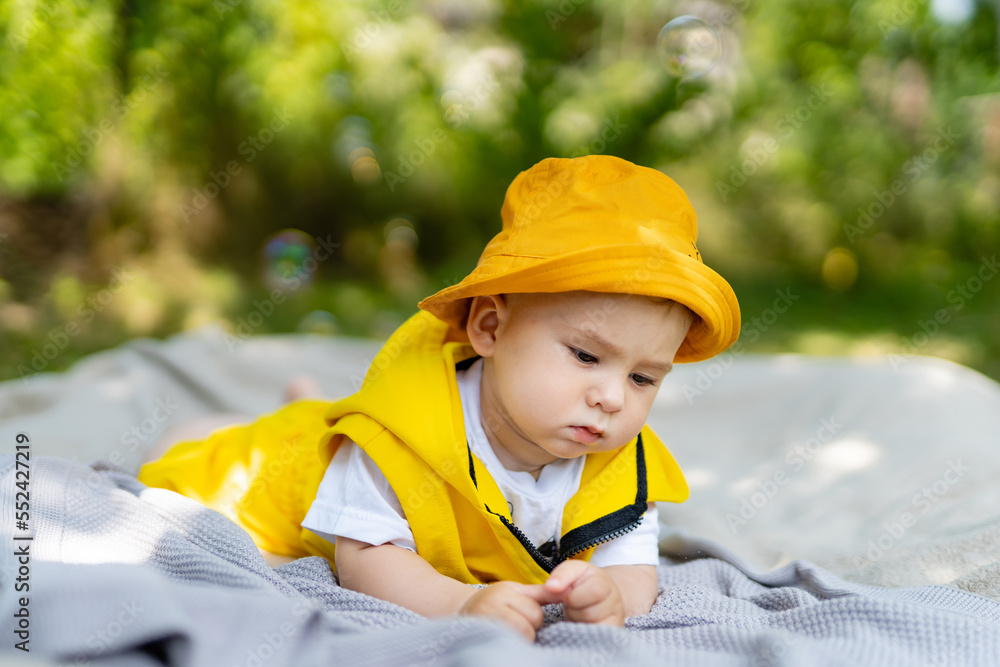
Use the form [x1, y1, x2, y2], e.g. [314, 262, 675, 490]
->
[473, 433, 649, 574]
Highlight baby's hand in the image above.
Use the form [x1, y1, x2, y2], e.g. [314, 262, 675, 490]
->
[459, 581, 555, 642]
[544, 560, 625, 626]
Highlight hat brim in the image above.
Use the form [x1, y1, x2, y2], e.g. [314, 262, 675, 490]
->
[418, 245, 740, 363]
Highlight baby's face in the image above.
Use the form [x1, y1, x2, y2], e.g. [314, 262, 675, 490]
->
[472, 291, 693, 474]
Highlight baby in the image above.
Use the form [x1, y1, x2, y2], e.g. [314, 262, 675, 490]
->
[139, 155, 740, 641]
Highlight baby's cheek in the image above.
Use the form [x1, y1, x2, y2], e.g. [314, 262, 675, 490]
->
[626, 396, 656, 430]
[533, 375, 572, 412]
[523, 389, 561, 423]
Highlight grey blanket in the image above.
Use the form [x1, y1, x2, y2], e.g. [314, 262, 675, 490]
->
[2, 455, 1000, 666]
[6, 326, 1000, 600]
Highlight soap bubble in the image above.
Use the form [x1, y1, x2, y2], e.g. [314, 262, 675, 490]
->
[657, 16, 722, 80]
[298, 310, 339, 335]
[261, 229, 318, 291]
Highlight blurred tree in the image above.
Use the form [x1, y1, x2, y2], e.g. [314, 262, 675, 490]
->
[0, 0, 998, 380]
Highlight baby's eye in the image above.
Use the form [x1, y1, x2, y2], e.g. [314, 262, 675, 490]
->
[631, 373, 656, 387]
[572, 348, 598, 364]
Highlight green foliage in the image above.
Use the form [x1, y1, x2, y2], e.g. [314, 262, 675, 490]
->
[1, 0, 998, 381]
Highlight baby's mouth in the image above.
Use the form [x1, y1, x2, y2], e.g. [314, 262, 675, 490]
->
[570, 425, 603, 445]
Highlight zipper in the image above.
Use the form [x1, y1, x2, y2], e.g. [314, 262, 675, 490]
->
[488, 505, 645, 572]
[486, 504, 557, 573]
[473, 433, 648, 575]
[556, 517, 643, 563]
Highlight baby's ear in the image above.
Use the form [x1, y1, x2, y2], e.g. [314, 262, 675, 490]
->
[466, 295, 506, 357]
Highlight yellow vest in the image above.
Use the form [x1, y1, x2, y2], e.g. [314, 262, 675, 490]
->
[139, 310, 689, 585]
[315, 311, 689, 584]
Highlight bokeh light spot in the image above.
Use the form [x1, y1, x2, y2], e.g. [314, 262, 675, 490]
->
[351, 155, 381, 184]
[822, 247, 859, 291]
[384, 217, 418, 248]
[931, 0, 975, 24]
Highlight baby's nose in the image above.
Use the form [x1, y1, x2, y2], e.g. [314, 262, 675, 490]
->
[587, 380, 624, 412]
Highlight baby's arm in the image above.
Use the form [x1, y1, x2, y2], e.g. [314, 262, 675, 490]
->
[335, 536, 556, 641]
[544, 561, 658, 624]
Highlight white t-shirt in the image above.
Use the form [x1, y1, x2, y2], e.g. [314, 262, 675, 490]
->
[302, 358, 659, 567]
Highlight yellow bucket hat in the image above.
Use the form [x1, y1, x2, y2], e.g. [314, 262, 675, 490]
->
[418, 155, 740, 363]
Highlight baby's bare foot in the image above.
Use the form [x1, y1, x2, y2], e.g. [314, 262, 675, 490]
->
[283, 375, 323, 402]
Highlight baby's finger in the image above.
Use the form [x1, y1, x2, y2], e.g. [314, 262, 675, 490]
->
[496, 603, 539, 641]
[563, 573, 611, 611]
[545, 559, 592, 595]
[504, 592, 545, 630]
[565, 596, 622, 625]
[564, 582, 625, 625]
[518, 582, 563, 606]
[564, 598, 621, 625]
